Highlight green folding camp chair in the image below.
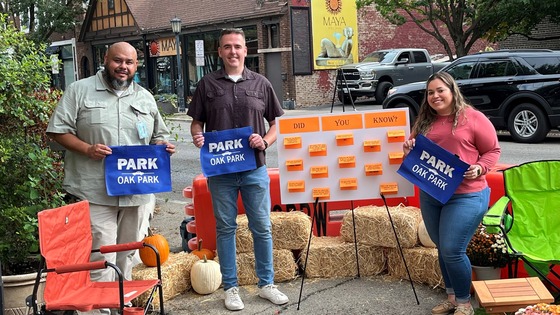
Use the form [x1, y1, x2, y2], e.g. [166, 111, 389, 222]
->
[482, 160, 560, 302]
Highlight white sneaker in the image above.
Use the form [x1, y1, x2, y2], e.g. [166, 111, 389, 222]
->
[224, 287, 244, 311]
[258, 284, 289, 305]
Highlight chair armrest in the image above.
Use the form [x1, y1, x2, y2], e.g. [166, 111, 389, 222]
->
[99, 241, 144, 254]
[483, 196, 510, 234]
[55, 261, 107, 274]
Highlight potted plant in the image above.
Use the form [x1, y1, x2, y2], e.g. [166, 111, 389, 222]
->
[0, 14, 66, 312]
[467, 224, 510, 280]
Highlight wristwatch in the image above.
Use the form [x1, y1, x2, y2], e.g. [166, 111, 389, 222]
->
[262, 139, 269, 150]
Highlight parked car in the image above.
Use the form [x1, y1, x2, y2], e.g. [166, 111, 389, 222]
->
[382, 49, 560, 143]
[336, 48, 449, 104]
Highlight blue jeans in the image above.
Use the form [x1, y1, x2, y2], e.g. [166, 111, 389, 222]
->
[420, 187, 490, 304]
[207, 166, 273, 290]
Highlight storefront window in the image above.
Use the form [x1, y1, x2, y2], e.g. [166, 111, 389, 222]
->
[132, 41, 147, 88]
[61, 45, 76, 88]
[155, 56, 173, 94]
[48, 42, 77, 91]
[93, 45, 108, 72]
[186, 31, 219, 98]
[185, 26, 258, 100]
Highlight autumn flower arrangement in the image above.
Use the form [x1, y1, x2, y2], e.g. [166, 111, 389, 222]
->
[466, 224, 510, 268]
[515, 303, 560, 315]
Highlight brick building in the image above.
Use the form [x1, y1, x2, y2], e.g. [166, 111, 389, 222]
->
[500, 18, 560, 50]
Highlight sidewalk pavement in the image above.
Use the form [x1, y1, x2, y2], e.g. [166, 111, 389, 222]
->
[162, 274, 447, 315]
[153, 102, 452, 314]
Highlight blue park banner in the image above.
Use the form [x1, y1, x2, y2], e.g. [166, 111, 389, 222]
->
[201, 126, 257, 177]
[105, 145, 171, 196]
[397, 134, 469, 204]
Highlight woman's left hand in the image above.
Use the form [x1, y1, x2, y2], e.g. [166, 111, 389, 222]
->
[165, 142, 176, 155]
[465, 164, 482, 179]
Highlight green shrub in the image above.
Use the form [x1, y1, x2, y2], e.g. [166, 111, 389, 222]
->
[0, 14, 66, 275]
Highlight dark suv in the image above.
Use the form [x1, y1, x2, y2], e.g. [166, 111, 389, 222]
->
[382, 49, 560, 143]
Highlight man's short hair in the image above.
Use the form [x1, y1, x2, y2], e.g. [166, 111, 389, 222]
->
[219, 28, 245, 46]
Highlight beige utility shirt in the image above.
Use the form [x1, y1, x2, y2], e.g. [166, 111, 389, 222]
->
[47, 71, 170, 206]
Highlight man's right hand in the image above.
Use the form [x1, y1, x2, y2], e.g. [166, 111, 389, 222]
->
[87, 144, 112, 160]
[192, 133, 205, 149]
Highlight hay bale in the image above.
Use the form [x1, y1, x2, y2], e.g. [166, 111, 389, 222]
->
[340, 205, 421, 248]
[386, 246, 443, 289]
[216, 249, 297, 286]
[132, 252, 199, 307]
[236, 211, 311, 253]
[299, 236, 386, 278]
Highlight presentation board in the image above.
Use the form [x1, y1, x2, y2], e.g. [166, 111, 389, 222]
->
[276, 108, 414, 204]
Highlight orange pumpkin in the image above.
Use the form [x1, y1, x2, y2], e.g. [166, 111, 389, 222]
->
[191, 238, 215, 260]
[139, 229, 170, 267]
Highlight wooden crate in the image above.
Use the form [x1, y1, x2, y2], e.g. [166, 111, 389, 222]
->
[472, 277, 554, 314]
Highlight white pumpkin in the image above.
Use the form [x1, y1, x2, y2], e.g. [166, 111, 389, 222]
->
[190, 255, 222, 295]
[418, 220, 436, 248]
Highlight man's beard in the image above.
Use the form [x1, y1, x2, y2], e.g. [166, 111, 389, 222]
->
[102, 68, 133, 91]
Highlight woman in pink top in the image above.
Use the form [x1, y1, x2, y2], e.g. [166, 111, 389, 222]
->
[403, 72, 501, 315]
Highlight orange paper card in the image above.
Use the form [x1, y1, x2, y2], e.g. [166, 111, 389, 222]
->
[380, 182, 399, 195]
[388, 152, 404, 165]
[387, 130, 406, 143]
[278, 117, 320, 134]
[312, 187, 330, 199]
[308, 143, 327, 157]
[364, 163, 383, 176]
[285, 159, 303, 171]
[338, 155, 356, 168]
[339, 177, 358, 190]
[310, 166, 328, 178]
[287, 180, 305, 193]
[283, 136, 302, 149]
[363, 139, 381, 152]
[335, 133, 354, 146]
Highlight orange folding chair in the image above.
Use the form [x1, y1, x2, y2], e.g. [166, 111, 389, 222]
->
[29, 200, 165, 315]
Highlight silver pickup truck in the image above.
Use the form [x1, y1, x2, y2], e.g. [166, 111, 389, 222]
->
[336, 48, 448, 104]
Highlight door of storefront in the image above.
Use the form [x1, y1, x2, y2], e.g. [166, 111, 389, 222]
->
[265, 52, 284, 102]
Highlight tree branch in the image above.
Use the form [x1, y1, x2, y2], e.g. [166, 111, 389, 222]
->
[507, 32, 560, 41]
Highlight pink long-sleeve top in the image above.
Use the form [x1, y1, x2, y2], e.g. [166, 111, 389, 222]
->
[424, 108, 501, 194]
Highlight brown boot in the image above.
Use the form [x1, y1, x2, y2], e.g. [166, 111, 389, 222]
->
[432, 300, 456, 314]
[454, 304, 474, 315]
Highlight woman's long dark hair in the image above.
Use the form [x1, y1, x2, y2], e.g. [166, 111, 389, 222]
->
[411, 72, 472, 136]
